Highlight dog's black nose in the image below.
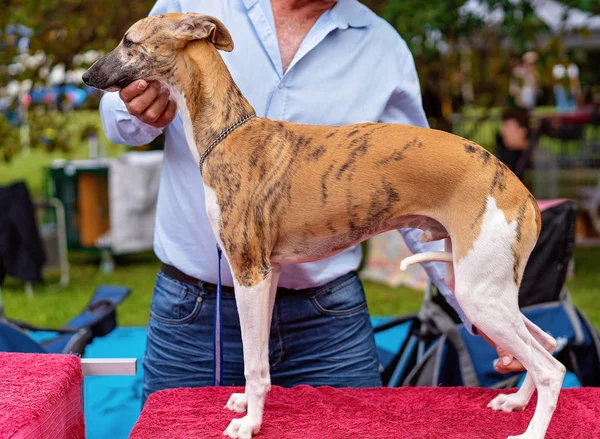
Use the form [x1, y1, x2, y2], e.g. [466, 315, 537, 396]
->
[82, 70, 91, 85]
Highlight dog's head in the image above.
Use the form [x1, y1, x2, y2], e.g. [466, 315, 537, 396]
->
[82, 13, 233, 91]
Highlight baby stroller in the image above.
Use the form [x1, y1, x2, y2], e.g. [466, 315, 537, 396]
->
[375, 199, 600, 389]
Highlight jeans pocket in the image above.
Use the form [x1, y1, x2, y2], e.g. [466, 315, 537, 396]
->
[310, 274, 368, 316]
[150, 272, 204, 325]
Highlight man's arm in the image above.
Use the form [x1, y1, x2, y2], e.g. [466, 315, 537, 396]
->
[98, 0, 181, 146]
[376, 36, 475, 333]
[378, 38, 429, 129]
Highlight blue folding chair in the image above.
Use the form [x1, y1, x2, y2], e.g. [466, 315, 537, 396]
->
[0, 285, 130, 355]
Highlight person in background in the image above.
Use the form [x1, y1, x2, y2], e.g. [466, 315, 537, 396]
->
[496, 106, 533, 181]
[510, 51, 540, 111]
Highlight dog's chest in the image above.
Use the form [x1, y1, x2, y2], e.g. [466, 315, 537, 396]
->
[203, 185, 222, 240]
[270, 215, 448, 265]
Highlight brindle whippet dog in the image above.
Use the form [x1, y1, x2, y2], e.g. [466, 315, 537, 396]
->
[83, 13, 565, 439]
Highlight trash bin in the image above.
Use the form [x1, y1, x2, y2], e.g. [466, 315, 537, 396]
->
[43, 160, 110, 251]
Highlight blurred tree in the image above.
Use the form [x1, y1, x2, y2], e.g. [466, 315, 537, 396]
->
[1, 0, 155, 75]
[360, 0, 597, 128]
[1, 0, 155, 159]
[363, 0, 599, 15]
[378, 1, 548, 123]
[562, 0, 600, 15]
[2, 0, 597, 88]
[1, 0, 597, 134]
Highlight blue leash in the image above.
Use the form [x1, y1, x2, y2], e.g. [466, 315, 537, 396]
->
[213, 243, 224, 386]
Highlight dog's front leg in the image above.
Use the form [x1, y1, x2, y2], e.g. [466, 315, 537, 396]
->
[226, 264, 280, 415]
[223, 265, 279, 439]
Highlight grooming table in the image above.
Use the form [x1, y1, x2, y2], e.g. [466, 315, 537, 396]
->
[130, 385, 600, 439]
[0, 352, 137, 439]
[0, 352, 84, 439]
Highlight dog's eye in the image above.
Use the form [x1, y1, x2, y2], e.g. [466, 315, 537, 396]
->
[123, 37, 134, 48]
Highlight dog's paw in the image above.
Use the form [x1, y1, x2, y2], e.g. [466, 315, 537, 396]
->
[487, 393, 528, 412]
[223, 416, 260, 439]
[225, 392, 248, 413]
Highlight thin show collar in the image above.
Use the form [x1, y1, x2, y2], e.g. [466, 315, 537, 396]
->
[198, 113, 256, 175]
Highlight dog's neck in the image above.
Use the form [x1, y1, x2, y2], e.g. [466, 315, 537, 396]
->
[168, 40, 255, 163]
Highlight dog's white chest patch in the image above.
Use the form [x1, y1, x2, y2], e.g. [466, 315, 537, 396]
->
[204, 185, 223, 244]
[167, 85, 200, 164]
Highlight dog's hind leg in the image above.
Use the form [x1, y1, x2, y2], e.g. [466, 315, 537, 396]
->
[523, 315, 558, 353]
[223, 265, 280, 439]
[456, 282, 564, 438]
[488, 315, 559, 413]
[452, 197, 564, 439]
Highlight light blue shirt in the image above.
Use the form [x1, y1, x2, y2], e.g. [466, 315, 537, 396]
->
[99, 0, 472, 330]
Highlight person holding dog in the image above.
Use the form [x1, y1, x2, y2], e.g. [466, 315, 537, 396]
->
[99, 0, 523, 404]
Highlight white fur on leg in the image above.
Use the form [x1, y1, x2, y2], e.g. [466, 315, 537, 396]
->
[454, 197, 564, 439]
[523, 314, 558, 353]
[225, 393, 248, 413]
[488, 314, 559, 413]
[444, 238, 455, 292]
[225, 266, 280, 417]
[223, 275, 274, 439]
[204, 185, 257, 424]
[488, 374, 534, 413]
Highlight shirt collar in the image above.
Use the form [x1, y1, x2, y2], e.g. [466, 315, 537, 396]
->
[241, 0, 259, 9]
[241, 0, 372, 30]
[330, 0, 372, 29]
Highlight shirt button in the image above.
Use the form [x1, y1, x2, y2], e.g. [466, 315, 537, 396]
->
[278, 82, 285, 89]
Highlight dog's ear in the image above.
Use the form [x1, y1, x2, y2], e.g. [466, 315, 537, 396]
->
[174, 13, 234, 52]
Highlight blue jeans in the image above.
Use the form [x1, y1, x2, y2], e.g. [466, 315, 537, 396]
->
[142, 270, 381, 405]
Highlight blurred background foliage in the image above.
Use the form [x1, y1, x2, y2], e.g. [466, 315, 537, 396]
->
[1, 0, 600, 155]
[369, 0, 600, 129]
[1, 0, 154, 80]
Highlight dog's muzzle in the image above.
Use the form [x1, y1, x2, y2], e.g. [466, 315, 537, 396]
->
[82, 55, 135, 91]
[81, 71, 92, 86]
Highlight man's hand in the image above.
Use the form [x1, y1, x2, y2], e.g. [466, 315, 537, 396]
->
[120, 79, 178, 128]
[479, 330, 526, 374]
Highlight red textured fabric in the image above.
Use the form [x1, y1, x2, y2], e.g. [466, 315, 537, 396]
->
[130, 385, 600, 439]
[0, 352, 85, 439]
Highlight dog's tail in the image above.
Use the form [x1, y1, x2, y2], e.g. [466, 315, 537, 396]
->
[400, 251, 453, 271]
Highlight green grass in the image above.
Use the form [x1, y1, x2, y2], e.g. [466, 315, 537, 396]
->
[1, 246, 598, 328]
[1, 252, 160, 327]
[567, 247, 600, 327]
[363, 280, 424, 317]
[0, 110, 127, 196]
[452, 107, 600, 155]
[1, 250, 422, 327]
[363, 246, 600, 326]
